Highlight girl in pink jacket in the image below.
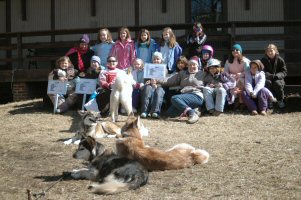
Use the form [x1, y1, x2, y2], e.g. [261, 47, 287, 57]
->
[110, 27, 136, 71]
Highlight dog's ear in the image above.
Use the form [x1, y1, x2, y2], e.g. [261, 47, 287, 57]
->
[134, 116, 142, 129]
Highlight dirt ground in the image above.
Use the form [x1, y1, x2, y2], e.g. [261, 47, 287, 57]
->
[0, 99, 300, 200]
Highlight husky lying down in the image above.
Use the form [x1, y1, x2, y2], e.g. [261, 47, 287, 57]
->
[64, 111, 122, 145]
[116, 114, 210, 171]
[71, 136, 148, 194]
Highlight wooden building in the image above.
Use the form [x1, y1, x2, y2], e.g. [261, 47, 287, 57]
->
[0, 0, 300, 103]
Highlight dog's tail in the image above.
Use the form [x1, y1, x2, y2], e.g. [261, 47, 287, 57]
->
[88, 174, 130, 194]
[191, 149, 210, 164]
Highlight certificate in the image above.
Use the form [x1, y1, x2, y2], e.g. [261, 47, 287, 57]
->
[47, 80, 67, 94]
[144, 63, 166, 79]
[75, 78, 97, 94]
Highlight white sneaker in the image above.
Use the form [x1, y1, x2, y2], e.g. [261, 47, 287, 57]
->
[187, 113, 199, 124]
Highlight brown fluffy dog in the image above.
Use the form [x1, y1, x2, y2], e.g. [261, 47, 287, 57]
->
[116, 115, 209, 171]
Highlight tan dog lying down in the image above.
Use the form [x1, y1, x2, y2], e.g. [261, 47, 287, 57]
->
[64, 111, 122, 145]
[116, 115, 209, 171]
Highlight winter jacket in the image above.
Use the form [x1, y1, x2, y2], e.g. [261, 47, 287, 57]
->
[135, 39, 158, 63]
[261, 54, 287, 81]
[110, 39, 136, 70]
[202, 71, 236, 91]
[245, 71, 265, 96]
[159, 70, 204, 98]
[91, 42, 114, 67]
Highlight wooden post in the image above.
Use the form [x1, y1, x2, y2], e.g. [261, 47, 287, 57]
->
[91, 0, 96, 17]
[17, 33, 23, 69]
[230, 23, 236, 45]
[21, 0, 27, 21]
[162, 0, 167, 13]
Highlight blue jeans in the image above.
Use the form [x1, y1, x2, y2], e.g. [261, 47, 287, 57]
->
[140, 85, 165, 114]
[167, 93, 204, 117]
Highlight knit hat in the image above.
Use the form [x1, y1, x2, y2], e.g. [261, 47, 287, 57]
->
[91, 55, 101, 65]
[189, 56, 199, 65]
[152, 52, 163, 61]
[232, 44, 242, 53]
[80, 34, 90, 44]
[250, 59, 264, 71]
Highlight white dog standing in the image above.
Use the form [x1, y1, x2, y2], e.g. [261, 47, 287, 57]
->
[110, 71, 136, 122]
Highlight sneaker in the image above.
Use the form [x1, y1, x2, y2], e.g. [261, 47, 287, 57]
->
[260, 111, 267, 116]
[187, 112, 199, 124]
[151, 113, 160, 119]
[208, 109, 215, 114]
[140, 112, 148, 118]
[251, 110, 258, 115]
[132, 108, 137, 113]
[194, 109, 202, 117]
[56, 109, 61, 114]
[278, 100, 286, 109]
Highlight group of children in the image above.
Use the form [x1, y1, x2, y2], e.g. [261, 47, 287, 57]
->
[48, 23, 288, 124]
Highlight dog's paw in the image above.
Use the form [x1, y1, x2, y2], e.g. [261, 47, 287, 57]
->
[107, 134, 116, 138]
[71, 169, 82, 179]
[73, 139, 81, 145]
[63, 138, 73, 145]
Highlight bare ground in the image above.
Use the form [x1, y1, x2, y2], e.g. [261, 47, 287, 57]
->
[0, 99, 300, 200]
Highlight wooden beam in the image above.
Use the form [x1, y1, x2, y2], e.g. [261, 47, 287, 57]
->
[185, 0, 191, 23]
[6, 0, 12, 68]
[245, 0, 250, 10]
[91, 0, 96, 17]
[21, 0, 27, 21]
[135, 0, 139, 26]
[50, 0, 55, 43]
[162, 0, 166, 13]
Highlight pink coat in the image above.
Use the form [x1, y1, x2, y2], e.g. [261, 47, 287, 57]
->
[110, 39, 136, 70]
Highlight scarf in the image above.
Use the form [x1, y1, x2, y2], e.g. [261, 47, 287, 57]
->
[66, 47, 88, 72]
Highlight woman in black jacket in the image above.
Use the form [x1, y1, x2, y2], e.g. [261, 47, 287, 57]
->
[261, 44, 287, 108]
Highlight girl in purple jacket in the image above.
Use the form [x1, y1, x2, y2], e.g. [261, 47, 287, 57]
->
[242, 60, 276, 115]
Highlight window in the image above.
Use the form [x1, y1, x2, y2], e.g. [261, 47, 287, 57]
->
[191, 0, 222, 22]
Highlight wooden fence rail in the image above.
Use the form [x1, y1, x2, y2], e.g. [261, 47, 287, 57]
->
[0, 20, 301, 83]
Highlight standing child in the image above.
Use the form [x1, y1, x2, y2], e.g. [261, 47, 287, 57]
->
[159, 27, 182, 74]
[242, 60, 277, 115]
[48, 56, 79, 113]
[110, 27, 136, 71]
[202, 59, 236, 116]
[135, 28, 158, 64]
[91, 28, 114, 68]
[140, 52, 165, 119]
[186, 22, 207, 58]
[224, 44, 250, 107]
[261, 44, 287, 108]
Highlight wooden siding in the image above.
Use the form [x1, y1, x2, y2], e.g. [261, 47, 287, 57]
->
[139, 0, 186, 37]
[0, 1, 5, 33]
[227, 0, 284, 35]
[11, 0, 51, 43]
